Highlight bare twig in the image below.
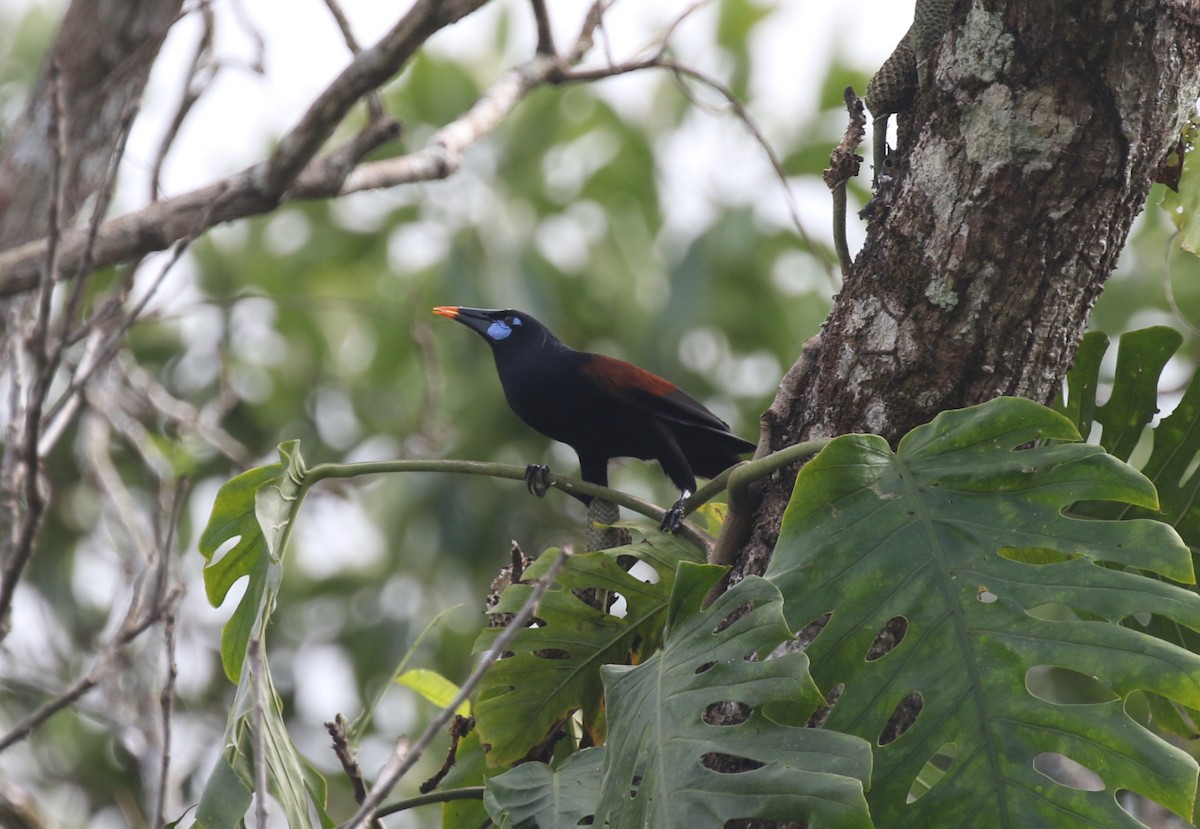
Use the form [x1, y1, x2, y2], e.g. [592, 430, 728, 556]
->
[79, 411, 160, 562]
[153, 607, 179, 829]
[663, 59, 835, 279]
[326, 715, 381, 829]
[258, 0, 489, 199]
[824, 87, 867, 276]
[569, 0, 616, 64]
[0, 778, 46, 829]
[321, 0, 386, 122]
[343, 549, 570, 829]
[150, 2, 217, 202]
[0, 59, 68, 635]
[530, 0, 556, 55]
[374, 786, 484, 819]
[118, 357, 253, 466]
[61, 103, 138, 341]
[228, 0, 266, 73]
[39, 239, 191, 459]
[419, 715, 473, 793]
[0, 583, 182, 752]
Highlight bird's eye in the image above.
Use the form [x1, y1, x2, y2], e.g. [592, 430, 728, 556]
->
[508, 315, 522, 327]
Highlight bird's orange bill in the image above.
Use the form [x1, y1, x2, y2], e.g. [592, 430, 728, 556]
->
[432, 306, 461, 319]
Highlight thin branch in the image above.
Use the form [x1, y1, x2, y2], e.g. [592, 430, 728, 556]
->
[568, 0, 616, 64]
[335, 51, 562, 194]
[321, 0, 386, 122]
[374, 786, 485, 818]
[304, 457, 714, 554]
[0, 584, 182, 752]
[257, 0, 489, 199]
[61, 102, 138, 340]
[530, 0, 556, 55]
[150, 2, 217, 202]
[40, 238, 191, 448]
[0, 58, 68, 634]
[326, 715, 382, 829]
[663, 59, 835, 279]
[118, 357, 253, 467]
[153, 607, 179, 829]
[419, 715, 472, 793]
[0, 778, 47, 829]
[79, 411, 160, 563]
[824, 87, 867, 277]
[342, 549, 570, 829]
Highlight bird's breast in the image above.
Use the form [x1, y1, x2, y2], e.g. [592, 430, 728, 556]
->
[495, 353, 636, 449]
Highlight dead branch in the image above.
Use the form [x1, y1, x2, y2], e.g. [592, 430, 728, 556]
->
[343, 549, 569, 829]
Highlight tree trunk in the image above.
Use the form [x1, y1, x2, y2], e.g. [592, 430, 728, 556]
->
[0, 0, 182, 633]
[733, 0, 1200, 582]
[0, 0, 183, 251]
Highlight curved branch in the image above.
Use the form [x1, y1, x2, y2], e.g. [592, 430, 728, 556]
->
[303, 458, 715, 554]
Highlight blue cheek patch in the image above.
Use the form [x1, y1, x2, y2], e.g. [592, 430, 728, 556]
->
[487, 320, 512, 340]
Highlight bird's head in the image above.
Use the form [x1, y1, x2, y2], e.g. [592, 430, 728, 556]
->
[432, 306, 556, 350]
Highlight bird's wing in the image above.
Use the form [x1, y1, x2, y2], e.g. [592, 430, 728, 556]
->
[581, 354, 734, 434]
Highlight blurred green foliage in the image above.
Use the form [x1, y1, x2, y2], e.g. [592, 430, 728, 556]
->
[3, 0, 1200, 825]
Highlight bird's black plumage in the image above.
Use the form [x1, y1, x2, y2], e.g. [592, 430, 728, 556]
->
[433, 306, 755, 531]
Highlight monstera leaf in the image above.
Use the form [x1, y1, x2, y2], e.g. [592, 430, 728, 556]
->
[1059, 327, 1200, 734]
[767, 397, 1200, 827]
[474, 534, 703, 767]
[483, 747, 604, 829]
[1060, 326, 1200, 548]
[594, 564, 873, 828]
[195, 441, 329, 828]
[199, 440, 309, 683]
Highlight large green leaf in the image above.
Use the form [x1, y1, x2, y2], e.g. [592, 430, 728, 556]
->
[198, 440, 308, 683]
[1059, 328, 1200, 734]
[199, 461, 281, 684]
[195, 442, 328, 827]
[484, 747, 604, 829]
[193, 755, 253, 829]
[1060, 327, 1200, 548]
[595, 563, 873, 828]
[473, 533, 703, 767]
[1059, 327, 1180, 462]
[767, 397, 1200, 827]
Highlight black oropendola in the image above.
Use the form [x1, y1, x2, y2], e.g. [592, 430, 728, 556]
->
[433, 306, 756, 532]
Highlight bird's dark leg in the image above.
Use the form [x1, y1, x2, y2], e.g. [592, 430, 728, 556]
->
[653, 431, 698, 534]
[660, 489, 692, 534]
[524, 464, 552, 498]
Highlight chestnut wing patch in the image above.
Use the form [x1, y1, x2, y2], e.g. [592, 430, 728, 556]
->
[582, 354, 732, 432]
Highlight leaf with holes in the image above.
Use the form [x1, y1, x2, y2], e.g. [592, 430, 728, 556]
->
[198, 440, 308, 683]
[767, 397, 1200, 827]
[195, 441, 329, 827]
[594, 563, 873, 828]
[1059, 327, 1200, 549]
[473, 533, 703, 767]
[1059, 328, 1200, 736]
